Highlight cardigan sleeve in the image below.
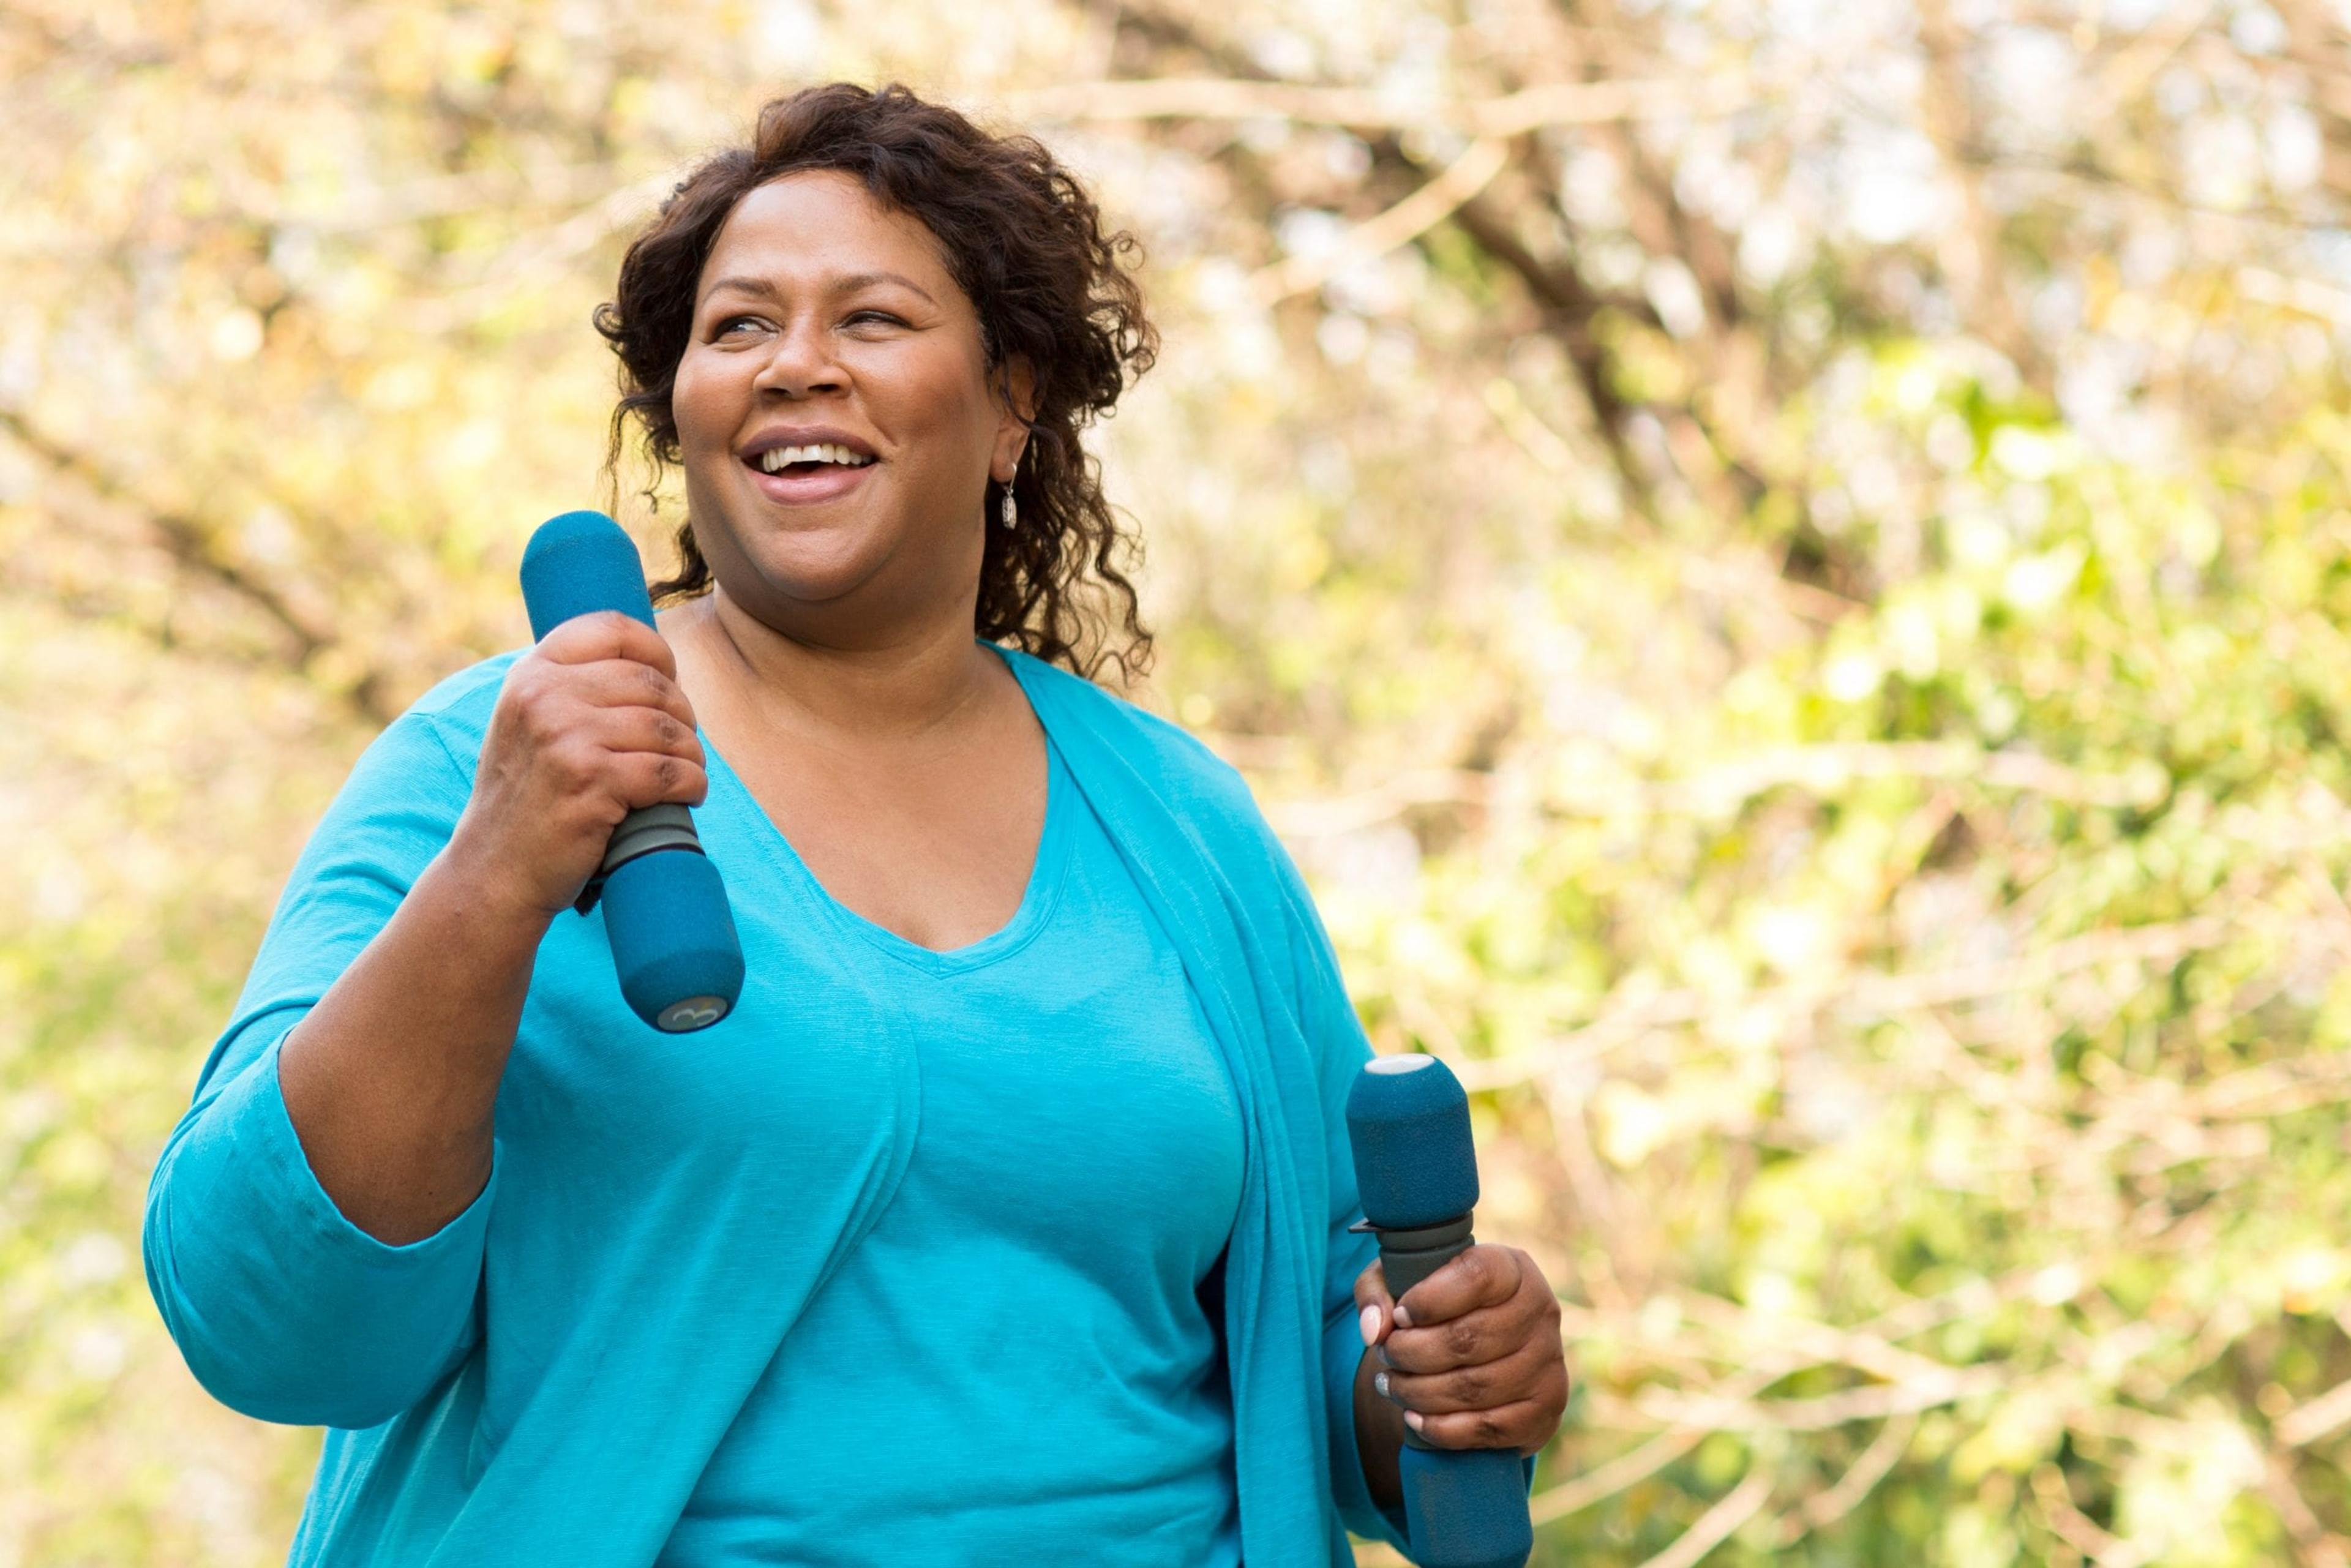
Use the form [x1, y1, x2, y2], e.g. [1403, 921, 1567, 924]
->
[1258, 828, 1417, 1552]
[142, 708, 498, 1429]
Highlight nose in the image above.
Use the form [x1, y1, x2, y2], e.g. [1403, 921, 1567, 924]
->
[750, 313, 846, 399]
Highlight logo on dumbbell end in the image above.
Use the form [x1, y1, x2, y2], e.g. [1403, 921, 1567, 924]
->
[658, 997, 729, 1032]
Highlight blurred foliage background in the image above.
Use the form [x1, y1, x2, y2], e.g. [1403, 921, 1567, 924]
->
[8, 0, 2351, 1562]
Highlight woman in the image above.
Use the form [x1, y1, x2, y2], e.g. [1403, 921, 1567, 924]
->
[144, 82, 1568, 1566]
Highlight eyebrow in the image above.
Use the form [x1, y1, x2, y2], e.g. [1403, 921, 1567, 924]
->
[703, 271, 938, 307]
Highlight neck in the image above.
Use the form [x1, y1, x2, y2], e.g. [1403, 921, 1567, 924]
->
[666, 587, 1000, 752]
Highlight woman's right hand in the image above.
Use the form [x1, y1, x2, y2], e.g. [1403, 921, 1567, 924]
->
[446, 612, 709, 921]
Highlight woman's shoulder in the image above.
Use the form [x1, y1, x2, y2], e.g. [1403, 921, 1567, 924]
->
[330, 650, 521, 808]
[996, 643, 1335, 929]
[999, 644, 1265, 835]
[400, 648, 523, 749]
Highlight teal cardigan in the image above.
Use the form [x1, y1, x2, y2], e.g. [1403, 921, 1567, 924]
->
[144, 643, 1409, 1564]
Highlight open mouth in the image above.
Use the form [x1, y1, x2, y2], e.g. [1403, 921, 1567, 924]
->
[749, 441, 876, 476]
[742, 442, 876, 501]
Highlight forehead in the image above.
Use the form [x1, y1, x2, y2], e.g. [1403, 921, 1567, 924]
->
[697, 170, 963, 306]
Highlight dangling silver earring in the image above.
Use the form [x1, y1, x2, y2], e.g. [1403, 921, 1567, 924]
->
[999, 479, 1018, 531]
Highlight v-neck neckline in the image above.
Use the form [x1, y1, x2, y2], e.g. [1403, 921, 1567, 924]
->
[699, 643, 1073, 977]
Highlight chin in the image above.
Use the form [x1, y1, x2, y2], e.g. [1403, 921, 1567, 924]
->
[717, 516, 894, 607]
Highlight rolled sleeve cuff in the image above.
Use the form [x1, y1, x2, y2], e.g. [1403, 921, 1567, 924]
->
[147, 1014, 497, 1427]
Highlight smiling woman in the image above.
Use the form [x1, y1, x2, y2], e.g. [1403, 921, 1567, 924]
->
[662, 170, 1037, 690]
[141, 80, 1565, 1568]
[595, 83, 1158, 685]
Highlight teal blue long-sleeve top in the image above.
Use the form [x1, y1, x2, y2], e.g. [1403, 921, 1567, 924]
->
[144, 641, 1412, 1566]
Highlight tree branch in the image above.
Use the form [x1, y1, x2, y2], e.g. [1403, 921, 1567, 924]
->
[1005, 72, 1742, 137]
[1252, 136, 1510, 304]
[1633, 1462, 1775, 1568]
[0, 405, 396, 724]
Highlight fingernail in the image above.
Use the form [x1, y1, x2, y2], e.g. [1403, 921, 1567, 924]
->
[1374, 1370, 1392, 1400]
[1394, 1304, 1414, 1329]
[1404, 1411, 1426, 1433]
[1359, 1304, 1382, 1346]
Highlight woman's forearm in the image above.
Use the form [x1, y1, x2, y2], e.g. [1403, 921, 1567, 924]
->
[1354, 1343, 1408, 1512]
[276, 845, 552, 1245]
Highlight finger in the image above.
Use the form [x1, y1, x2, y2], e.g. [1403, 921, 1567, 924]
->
[1395, 1244, 1524, 1329]
[1402, 1395, 1559, 1455]
[536, 610, 680, 681]
[609, 748, 708, 810]
[1377, 1332, 1561, 1417]
[591, 702, 707, 768]
[1353, 1258, 1395, 1347]
[1379, 1299, 1531, 1376]
[560, 657, 700, 732]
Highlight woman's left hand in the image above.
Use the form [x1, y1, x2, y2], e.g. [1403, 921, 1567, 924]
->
[1354, 1246, 1568, 1454]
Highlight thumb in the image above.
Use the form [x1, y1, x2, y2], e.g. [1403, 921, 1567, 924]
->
[1353, 1258, 1395, 1347]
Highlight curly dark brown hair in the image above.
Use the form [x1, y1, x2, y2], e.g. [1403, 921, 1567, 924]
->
[592, 81, 1159, 684]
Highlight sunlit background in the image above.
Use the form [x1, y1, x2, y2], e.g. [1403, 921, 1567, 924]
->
[10, 0, 2351, 1562]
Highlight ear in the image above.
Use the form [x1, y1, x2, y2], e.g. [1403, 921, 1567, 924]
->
[991, 356, 1037, 482]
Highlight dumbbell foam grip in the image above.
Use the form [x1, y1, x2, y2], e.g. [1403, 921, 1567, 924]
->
[1399, 1448, 1535, 1568]
[600, 847, 741, 1033]
[1349, 1054, 1479, 1231]
[519, 510, 744, 1033]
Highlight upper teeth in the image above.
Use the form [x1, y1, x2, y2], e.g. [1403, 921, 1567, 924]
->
[758, 443, 873, 472]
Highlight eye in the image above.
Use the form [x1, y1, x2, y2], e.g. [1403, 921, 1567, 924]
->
[845, 310, 905, 329]
[713, 314, 768, 338]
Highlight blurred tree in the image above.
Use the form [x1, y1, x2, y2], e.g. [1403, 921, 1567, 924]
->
[8, 0, 2351, 1563]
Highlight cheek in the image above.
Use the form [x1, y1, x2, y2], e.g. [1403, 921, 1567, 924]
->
[862, 342, 992, 436]
[669, 351, 739, 446]
[895, 392, 1003, 483]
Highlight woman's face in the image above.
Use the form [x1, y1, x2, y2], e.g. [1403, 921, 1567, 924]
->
[670, 169, 1029, 643]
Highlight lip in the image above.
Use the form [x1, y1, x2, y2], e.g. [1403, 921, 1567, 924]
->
[736, 424, 881, 508]
[738, 424, 879, 463]
[746, 459, 874, 506]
